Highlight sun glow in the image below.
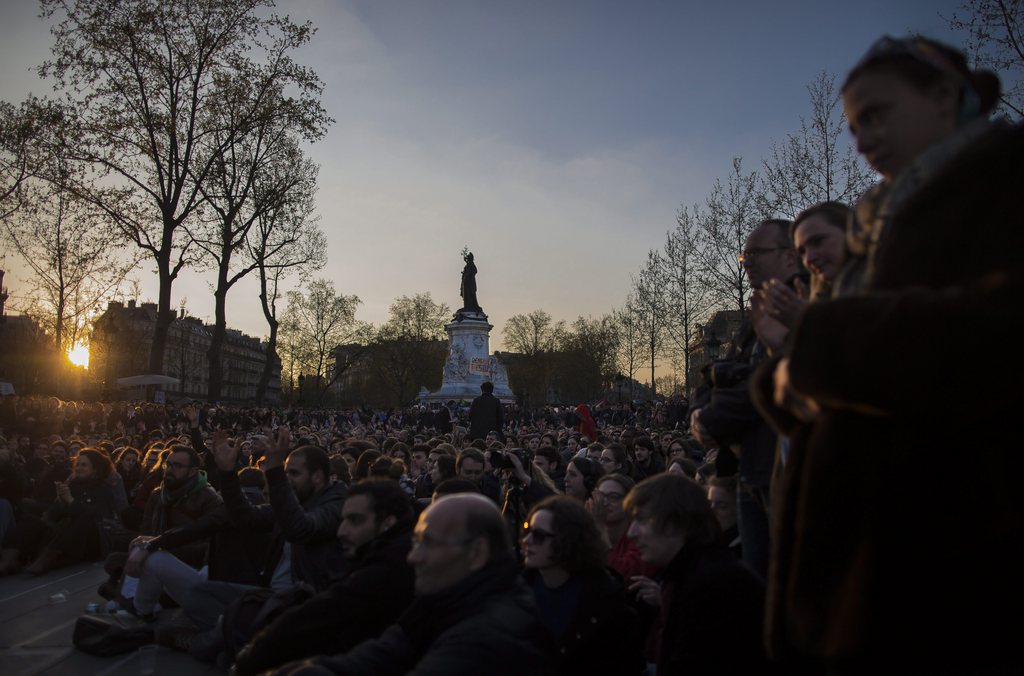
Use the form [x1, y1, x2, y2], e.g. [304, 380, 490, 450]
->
[67, 343, 90, 369]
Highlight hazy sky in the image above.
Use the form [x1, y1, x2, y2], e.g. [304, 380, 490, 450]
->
[0, 0, 966, 350]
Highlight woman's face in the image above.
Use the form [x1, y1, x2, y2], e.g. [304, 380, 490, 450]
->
[522, 509, 557, 570]
[598, 451, 621, 474]
[795, 216, 847, 284]
[566, 438, 578, 453]
[564, 462, 586, 500]
[121, 452, 138, 468]
[428, 453, 442, 483]
[74, 455, 95, 480]
[594, 480, 627, 524]
[843, 70, 957, 182]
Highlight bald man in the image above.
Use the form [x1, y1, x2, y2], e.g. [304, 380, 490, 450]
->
[271, 494, 553, 676]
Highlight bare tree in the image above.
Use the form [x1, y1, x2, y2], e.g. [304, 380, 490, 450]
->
[554, 314, 621, 402]
[279, 278, 369, 405]
[366, 293, 451, 406]
[0, 158, 139, 354]
[502, 310, 564, 356]
[36, 0, 323, 376]
[661, 206, 716, 396]
[696, 157, 768, 315]
[631, 250, 669, 400]
[760, 72, 877, 219]
[613, 298, 644, 401]
[948, 0, 1024, 119]
[248, 158, 326, 404]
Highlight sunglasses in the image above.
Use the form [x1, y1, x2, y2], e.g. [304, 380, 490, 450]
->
[523, 525, 555, 544]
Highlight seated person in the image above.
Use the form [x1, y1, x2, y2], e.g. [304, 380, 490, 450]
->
[232, 479, 416, 675]
[522, 495, 645, 676]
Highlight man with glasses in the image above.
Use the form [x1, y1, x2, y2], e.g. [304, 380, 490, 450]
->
[688, 219, 803, 580]
[275, 494, 551, 675]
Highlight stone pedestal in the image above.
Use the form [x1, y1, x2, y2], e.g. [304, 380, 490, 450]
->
[422, 310, 515, 403]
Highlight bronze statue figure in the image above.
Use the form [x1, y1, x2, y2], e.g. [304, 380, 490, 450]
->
[460, 251, 481, 313]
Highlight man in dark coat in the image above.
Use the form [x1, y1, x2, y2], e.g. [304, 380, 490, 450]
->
[271, 494, 552, 675]
[232, 480, 416, 675]
[689, 219, 804, 579]
[625, 473, 769, 676]
[468, 381, 503, 440]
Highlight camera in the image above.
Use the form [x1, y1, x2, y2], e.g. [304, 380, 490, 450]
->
[705, 361, 751, 389]
[490, 447, 533, 471]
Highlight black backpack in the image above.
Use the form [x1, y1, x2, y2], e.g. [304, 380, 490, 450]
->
[72, 612, 155, 656]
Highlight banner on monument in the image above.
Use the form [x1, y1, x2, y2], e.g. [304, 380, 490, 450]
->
[469, 358, 491, 376]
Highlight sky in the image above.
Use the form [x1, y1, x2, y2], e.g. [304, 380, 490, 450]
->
[0, 0, 968, 354]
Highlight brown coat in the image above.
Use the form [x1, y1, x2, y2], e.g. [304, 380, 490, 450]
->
[141, 481, 223, 569]
[761, 122, 1024, 673]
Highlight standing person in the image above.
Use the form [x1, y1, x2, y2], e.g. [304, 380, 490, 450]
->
[762, 36, 1020, 674]
[689, 218, 804, 580]
[468, 381, 503, 441]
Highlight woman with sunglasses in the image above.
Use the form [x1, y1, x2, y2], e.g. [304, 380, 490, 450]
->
[763, 36, 1021, 674]
[522, 496, 644, 676]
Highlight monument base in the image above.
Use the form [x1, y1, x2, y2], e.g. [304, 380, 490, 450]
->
[420, 310, 515, 403]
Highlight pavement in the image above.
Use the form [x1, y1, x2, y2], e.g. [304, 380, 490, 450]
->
[0, 562, 219, 675]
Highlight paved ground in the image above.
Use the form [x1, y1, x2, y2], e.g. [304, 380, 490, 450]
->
[0, 562, 218, 675]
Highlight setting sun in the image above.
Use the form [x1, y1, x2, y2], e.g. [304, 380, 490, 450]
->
[66, 343, 90, 369]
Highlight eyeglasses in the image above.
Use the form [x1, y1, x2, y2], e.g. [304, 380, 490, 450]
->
[164, 461, 195, 470]
[411, 533, 475, 550]
[738, 246, 788, 264]
[522, 526, 555, 544]
[596, 491, 625, 502]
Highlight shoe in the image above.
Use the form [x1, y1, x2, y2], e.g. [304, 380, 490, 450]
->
[155, 622, 199, 653]
[25, 547, 62, 576]
[97, 579, 119, 600]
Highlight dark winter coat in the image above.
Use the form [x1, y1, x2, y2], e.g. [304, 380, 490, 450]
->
[286, 557, 553, 676]
[233, 523, 415, 675]
[219, 466, 346, 592]
[468, 392, 503, 440]
[656, 543, 768, 676]
[524, 567, 644, 676]
[756, 122, 1024, 673]
[141, 477, 223, 569]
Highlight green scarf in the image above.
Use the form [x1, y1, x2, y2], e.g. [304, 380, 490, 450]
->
[156, 470, 208, 532]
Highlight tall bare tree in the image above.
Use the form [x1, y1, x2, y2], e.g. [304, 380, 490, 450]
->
[760, 72, 876, 219]
[631, 250, 669, 400]
[248, 157, 326, 404]
[696, 157, 768, 315]
[37, 0, 323, 376]
[661, 206, 716, 396]
[948, 0, 1024, 119]
[1, 168, 138, 354]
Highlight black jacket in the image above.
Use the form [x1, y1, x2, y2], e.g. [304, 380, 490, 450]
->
[657, 543, 768, 676]
[220, 466, 346, 592]
[468, 392, 503, 440]
[289, 557, 553, 676]
[234, 523, 415, 675]
[524, 567, 644, 676]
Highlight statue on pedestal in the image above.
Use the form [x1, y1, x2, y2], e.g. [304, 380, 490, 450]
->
[459, 250, 481, 313]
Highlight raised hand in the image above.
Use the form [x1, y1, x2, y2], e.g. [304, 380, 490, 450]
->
[212, 429, 239, 471]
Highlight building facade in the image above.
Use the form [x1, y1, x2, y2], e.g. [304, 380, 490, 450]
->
[91, 300, 281, 403]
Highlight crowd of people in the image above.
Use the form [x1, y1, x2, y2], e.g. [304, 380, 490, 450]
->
[0, 34, 1020, 675]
